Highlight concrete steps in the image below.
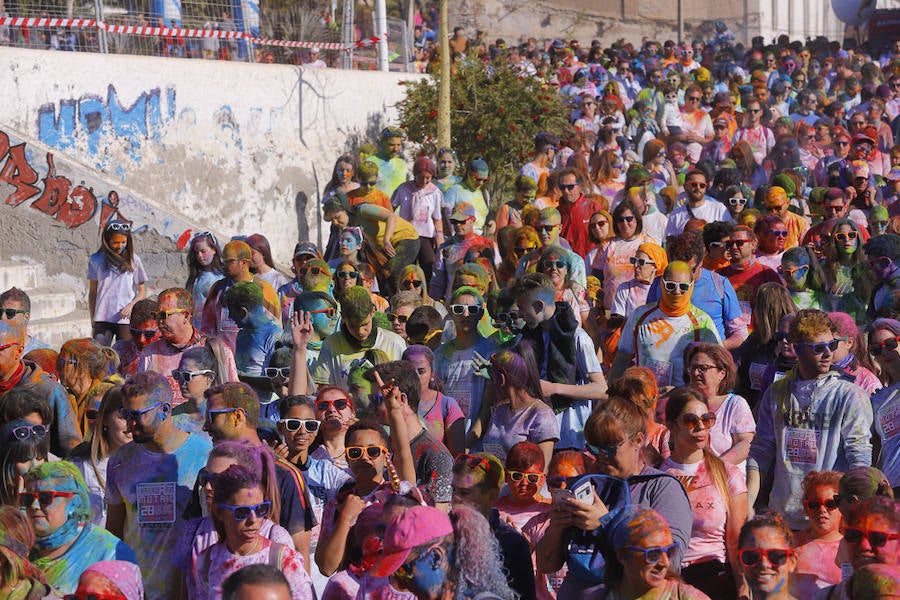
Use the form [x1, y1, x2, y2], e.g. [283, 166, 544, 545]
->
[0, 259, 91, 351]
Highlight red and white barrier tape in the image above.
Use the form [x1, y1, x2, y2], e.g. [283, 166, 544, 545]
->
[0, 17, 386, 50]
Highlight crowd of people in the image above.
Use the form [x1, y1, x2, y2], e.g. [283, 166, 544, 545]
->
[2, 21, 900, 600]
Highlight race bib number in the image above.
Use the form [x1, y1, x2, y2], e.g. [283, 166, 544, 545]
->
[785, 428, 820, 465]
[645, 358, 673, 386]
[137, 482, 176, 525]
[219, 306, 239, 332]
[749, 362, 768, 391]
[879, 401, 900, 440]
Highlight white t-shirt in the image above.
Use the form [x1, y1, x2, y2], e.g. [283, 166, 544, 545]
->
[665, 199, 734, 238]
[88, 252, 147, 323]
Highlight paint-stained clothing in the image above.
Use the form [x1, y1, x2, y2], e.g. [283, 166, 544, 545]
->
[870, 382, 900, 487]
[312, 327, 406, 389]
[408, 428, 453, 503]
[190, 270, 224, 328]
[199, 276, 281, 351]
[88, 252, 147, 324]
[173, 517, 293, 577]
[138, 329, 239, 404]
[190, 538, 313, 600]
[0, 361, 82, 456]
[106, 434, 212, 600]
[433, 337, 498, 425]
[748, 369, 873, 530]
[31, 523, 137, 595]
[477, 401, 560, 464]
[365, 154, 409, 198]
[618, 304, 721, 387]
[233, 318, 280, 405]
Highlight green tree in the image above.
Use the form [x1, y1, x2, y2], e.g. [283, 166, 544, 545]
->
[398, 59, 571, 208]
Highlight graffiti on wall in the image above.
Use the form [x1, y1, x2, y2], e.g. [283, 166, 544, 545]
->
[37, 84, 176, 165]
[0, 130, 129, 231]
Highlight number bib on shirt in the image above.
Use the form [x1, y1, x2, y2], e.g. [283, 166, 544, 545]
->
[879, 401, 900, 440]
[137, 482, 176, 525]
[785, 428, 820, 465]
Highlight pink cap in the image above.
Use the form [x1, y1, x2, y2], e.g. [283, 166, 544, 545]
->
[370, 505, 453, 577]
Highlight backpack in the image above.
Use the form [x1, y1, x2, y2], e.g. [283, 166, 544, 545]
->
[563, 473, 633, 584]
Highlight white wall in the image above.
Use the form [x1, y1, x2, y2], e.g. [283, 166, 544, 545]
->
[0, 47, 419, 266]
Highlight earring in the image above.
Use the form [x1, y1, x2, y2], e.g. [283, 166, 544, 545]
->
[102, 426, 109, 434]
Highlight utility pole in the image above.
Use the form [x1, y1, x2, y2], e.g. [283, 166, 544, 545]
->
[437, 0, 451, 148]
[375, 0, 388, 71]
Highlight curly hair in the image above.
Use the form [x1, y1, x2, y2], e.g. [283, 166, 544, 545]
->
[449, 504, 518, 600]
[738, 510, 793, 549]
[801, 470, 842, 501]
[665, 230, 705, 265]
[789, 308, 835, 344]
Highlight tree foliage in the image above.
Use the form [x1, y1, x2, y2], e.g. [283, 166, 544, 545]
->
[397, 59, 571, 208]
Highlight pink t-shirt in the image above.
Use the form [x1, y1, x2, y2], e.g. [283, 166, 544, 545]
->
[190, 538, 312, 600]
[791, 537, 842, 599]
[495, 496, 551, 532]
[418, 392, 465, 449]
[660, 458, 747, 565]
[709, 394, 756, 473]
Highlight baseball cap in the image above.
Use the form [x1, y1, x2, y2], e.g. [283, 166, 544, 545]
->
[293, 242, 319, 259]
[370, 506, 454, 577]
[852, 132, 876, 146]
[451, 202, 476, 221]
[849, 160, 870, 179]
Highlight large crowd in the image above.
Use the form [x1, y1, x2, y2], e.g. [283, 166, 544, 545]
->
[1, 21, 900, 600]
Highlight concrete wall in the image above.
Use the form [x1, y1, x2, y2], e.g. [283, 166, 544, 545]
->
[0, 47, 417, 294]
[450, 0, 852, 47]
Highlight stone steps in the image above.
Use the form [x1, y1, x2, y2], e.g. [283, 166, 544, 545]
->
[0, 258, 90, 351]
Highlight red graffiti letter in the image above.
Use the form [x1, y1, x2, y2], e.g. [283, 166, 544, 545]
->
[31, 153, 71, 218]
[0, 140, 40, 207]
[57, 184, 98, 229]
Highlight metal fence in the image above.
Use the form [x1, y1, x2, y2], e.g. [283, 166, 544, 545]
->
[0, 0, 413, 70]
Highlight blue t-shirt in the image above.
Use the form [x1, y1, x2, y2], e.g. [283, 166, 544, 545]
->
[646, 268, 742, 339]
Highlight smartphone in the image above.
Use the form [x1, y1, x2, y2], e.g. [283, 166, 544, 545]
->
[572, 479, 594, 505]
[550, 487, 574, 504]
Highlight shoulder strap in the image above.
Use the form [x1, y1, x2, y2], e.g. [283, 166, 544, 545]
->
[632, 304, 660, 365]
[687, 309, 701, 342]
[267, 540, 285, 566]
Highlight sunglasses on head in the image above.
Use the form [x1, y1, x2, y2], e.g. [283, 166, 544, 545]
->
[18, 490, 75, 509]
[805, 498, 839, 511]
[346, 445, 389, 460]
[402, 279, 423, 289]
[387, 313, 408, 324]
[625, 543, 679, 564]
[508, 470, 544, 484]
[172, 369, 213, 383]
[662, 280, 691, 293]
[796, 339, 840, 354]
[315, 398, 350, 412]
[10, 423, 48, 441]
[728, 197, 747, 206]
[450, 304, 483, 317]
[739, 548, 793, 567]
[679, 412, 717, 431]
[278, 418, 320, 433]
[630, 256, 655, 268]
[843, 528, 899, 548]
[264, 367, 290, 379]
[870, 336, 900, 356]
[217, 501, 272, 521]
[106, 221, 131, 232]
[0, 308, 27, 320]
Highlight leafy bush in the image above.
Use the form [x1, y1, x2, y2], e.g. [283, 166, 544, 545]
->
[397, 59, 571, 208]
